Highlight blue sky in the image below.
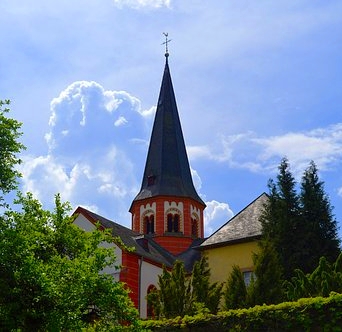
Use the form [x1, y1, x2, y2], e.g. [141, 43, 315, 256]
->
[1, 0, 342, 237]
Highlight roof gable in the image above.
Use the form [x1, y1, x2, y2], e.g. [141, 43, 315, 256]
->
[73, 207, 173, 268]
[200, 193, 268, 249]
[73, 206, 203, 269]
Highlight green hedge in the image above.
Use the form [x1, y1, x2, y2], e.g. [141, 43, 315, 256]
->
[140, 292, 342, 331]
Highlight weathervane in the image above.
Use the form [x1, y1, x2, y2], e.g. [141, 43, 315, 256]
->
[162, 32, 171, 57]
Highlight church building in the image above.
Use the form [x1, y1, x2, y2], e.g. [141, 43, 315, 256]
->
[73, 45, 267, 318]
[73, 50, 207, 318]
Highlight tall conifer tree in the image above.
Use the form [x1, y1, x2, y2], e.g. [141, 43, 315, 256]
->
[248, 240, 284, 305]
[224, 265, 247, 309]
[261, 158, 301, 279]
[299, 161, 340, 272]
[261, 158, 340, 280]
[191, 256, 223, 314]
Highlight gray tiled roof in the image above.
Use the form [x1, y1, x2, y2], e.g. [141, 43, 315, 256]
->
[74, 206, 202, 270]
[200, 193, 268, 248]
[74, 207, 174, 267]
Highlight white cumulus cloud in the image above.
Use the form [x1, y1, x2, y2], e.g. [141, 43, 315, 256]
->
[204, 200, 234, 237]
[20, 81, 151, 225]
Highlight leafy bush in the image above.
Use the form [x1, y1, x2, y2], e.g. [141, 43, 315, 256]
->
[141, 292, 342, 331]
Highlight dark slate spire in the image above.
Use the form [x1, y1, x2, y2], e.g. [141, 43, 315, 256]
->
[132, 55, 205, 206]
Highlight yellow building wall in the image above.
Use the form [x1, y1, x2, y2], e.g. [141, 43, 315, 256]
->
[203, 240, 260, 284]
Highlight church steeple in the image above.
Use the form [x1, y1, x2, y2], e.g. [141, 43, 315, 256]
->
[130, 50, 205, 255]
[132, 55, 204, 206]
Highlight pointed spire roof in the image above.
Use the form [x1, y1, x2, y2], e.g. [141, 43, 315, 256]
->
[132, 55, 205, 206]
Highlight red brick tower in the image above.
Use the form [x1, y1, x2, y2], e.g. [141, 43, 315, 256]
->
[129, 52, 206, 256]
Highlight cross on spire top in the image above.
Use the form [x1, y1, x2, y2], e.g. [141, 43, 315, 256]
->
[162, 32, 171, 58]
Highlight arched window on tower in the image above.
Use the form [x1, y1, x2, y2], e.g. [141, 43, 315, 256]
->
[174, 214, 179, 232]
[150, 215, 154, 233]
[166, 212, 181, 233]
[191, 218, 198, 237]
[167, 214, 173, 232]
[144, 216, 149, 234]
[144, 215, 155, 235]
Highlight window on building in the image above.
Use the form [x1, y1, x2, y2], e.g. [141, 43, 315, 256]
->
[147, 175, 155, 186]
[145, 215, 155, 234]
[167, 214, 173, 232]
[243, 271, 254, 286]
[173, 214, 179, 232]
[166, 213, 180, 233]
[149, 215, 154, 233]
[144, 216, 149, 233]
[191, 218, 198, 237]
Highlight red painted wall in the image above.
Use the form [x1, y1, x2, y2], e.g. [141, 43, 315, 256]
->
[120, 252, 140, 308]
[130, 196, 205, 255]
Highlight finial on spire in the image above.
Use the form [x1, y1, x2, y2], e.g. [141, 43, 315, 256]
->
[162, 32, 171, 58]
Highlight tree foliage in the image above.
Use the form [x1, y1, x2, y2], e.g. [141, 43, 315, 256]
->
[260, 158, 301, 280]
[299, 161, 340, 272]
[224, 241, 283, 309]
[224, 265, 247, 310]
[190, 256, 223, 314]
[147, 257, 223, 319]
[0, 193, 138, 331]
[248, 240, 284, 305]
[0, 100, 26, 206]
[261, 158, 340, 280]
[284, 253, 342, 301]
[149, 261, 191, 319]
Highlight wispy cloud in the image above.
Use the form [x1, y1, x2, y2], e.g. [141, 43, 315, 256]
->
[189, 124, 342, 177]
[112, 0, 171, 9]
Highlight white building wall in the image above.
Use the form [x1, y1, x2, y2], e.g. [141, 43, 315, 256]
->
[73, 214, 122, 281]
[139, 260, 163, 319]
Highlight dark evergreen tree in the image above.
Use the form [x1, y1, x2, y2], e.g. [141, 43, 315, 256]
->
[248, 240, 284, 305]
[190, 256, 223, 314]
[224, 265, 247, 309]
[299, 161, 340, 273]
[284, 253, 342, 301]
[147, 260, 194, 319]
[157, 261, 190, 318]
[261, 158, 340, 281]
[260, 158, 301, 280]
[147, 257, 223, 319]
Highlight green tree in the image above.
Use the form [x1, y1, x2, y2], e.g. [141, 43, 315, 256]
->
[0, 100, 25, 206]
[0, 193, 139, 331]
[284, 253, 342, 301]
[147, 257, 223, 319]
[224, 265, 247, 309]
[299, 161, 340, 273]
[190, 256, 223, 314]
[261, 158, 340, 281]
[248, 240, 284, 306]
[261, 158, 301, 280]
[149, 260, 191, 319]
